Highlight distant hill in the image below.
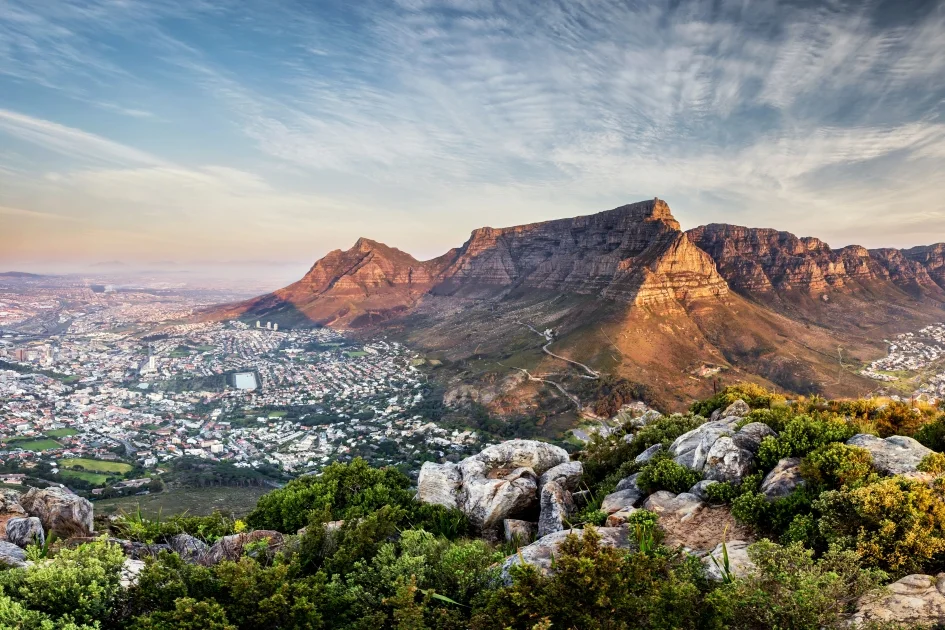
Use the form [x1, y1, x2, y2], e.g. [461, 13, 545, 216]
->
[207, 198, 945, 412]
[0, 271, 43, 278]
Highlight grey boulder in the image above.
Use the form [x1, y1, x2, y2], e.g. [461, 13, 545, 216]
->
[688, 480, 719, 501]
[704, 436, 754, 483]
[847, 434, 933, 476]
[4, 516, 44, 549]
[760, 457, 804, 500]
[537, 481, 575, 538]
[416, 462, 462, 510]
[721, 399, 751, 418]
[702, 540, 755, 581]
[19, 487, 93, 538]
[503, 519, 537, 544]
[0, 540, 27, 567]
[634, 444, 663, 465]
[601, 487, 643, 514]
[169, 533, 209, 563]
[538, 461, 583, 492]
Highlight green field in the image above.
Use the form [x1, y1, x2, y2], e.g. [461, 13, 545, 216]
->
[94, 485, 272, 518]
[60, 458, 133, 473]
[346, 350, 368, 358]
[268, 411, 288, 418]
[46, 428, 79, 438]
[60, 469, 110, 485]
[10, 438, 61, 451]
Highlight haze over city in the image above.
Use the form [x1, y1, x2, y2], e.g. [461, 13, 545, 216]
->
[2, 0, 945, 274]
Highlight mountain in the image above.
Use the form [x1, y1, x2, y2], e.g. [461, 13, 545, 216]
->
[210, 200, 945, 413]
[0, 271, 43, 278]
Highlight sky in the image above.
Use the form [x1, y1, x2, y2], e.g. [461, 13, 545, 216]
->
[1, 0, 945, 273]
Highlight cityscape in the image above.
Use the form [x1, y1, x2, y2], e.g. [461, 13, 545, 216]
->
[860, 323, 945, 401]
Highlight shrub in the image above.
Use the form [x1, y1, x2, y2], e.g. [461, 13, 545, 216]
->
[916, 416, 945, 451]
[636, 457, 702, 495]
[756, 414, 856, 470]
[707, 540, 887, 630]
[129, 598, 236, 630]
[689, 383, 785, 417]
[919, 452, 945, 474]
[113, 508, 240, 544]
[800, 443, 874, 489]
[731, 485, 818, 542]
[815, 476, 945, 577]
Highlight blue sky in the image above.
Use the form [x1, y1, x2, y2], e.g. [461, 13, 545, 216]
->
[1, 0, 944, 269]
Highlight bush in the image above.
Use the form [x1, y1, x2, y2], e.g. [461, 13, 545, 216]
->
[815, 476, 945, 577]
[707, 540, 887, 630]
[919, 452, 945, 474]
[756, 414, 856, 470]
[800, 443, 874, 489]
[636, 458, 702, 495]
[916, 416, 945, 451]
[129, 598, 236, 630]
[689, 383, 785, 417]
[113, 509, 240, 544]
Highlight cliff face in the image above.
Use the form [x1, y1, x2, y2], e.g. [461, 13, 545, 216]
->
[687, 224, 945, 299]
[435, 199, 728, 305]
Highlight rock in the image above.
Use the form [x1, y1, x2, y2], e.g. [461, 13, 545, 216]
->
[847, 434, 933, 476]
[465, 440, 569, 477]
[169, 533, 209, 563]
[503, 519, 537, 544]
[688, 480, 719, 501]
[615, 473, 641, 493]
[538, 461, 583, 492]
[602, 488, 644, 514]
[643, 491, 704, 523]
[500, 527, 631, 581]
[732, 422, 777, 452]
[704, 436, 754, 483]
[850, 573, 945, 627]
[120, 559, 146, 588]
[669, 419, 739, 471]
[721, 400, 751, 418]
[416, 462, 462, 510]
[702, 540, 755, 581]
[205, 530, 284, 565]
[0, 540, 27, 567]
[459, 465, 538, 539]
[760, 458, 804, 500]
[537, 481, 575, 538]
[19, 487, 93, 538]
[0, 492, 27, 539]
[605, 509, 638, 527]
[571, 490, 590, 508]
[4, 517, 44, 549]
[634, 444, 663, 465]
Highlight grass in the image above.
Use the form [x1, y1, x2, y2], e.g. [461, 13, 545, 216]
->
[60, 458, 133, 473]
[59, 469, 110, 485]
[10, 438, 61, 451]
[94, 486, 271, 519]
[268, 411, 288, 418]
[46, 428, 78, 438]
[346, 350, 369, 358]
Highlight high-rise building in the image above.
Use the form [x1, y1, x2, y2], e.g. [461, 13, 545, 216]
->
[266, 321, 272, 330]
[256, 321, 261, 329]
[273, 323, 279, 331]
[148, 355, 157, 371]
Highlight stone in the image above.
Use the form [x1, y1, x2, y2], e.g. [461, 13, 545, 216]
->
[702, 540, 755, 581]
[615, 473, 641, 493]
[19, 487, 93, 538]
[538, 461, 583, 492]
[459, 465, 538, 539]
[169, 533, 209, 563]
[464, 440, 569, 477]
[721, 399, 751, 418]
[634, 444, 663, 465]
[537, 481, 575, 538]
[703, 436, 754, 483]
[605, 509, 638, 527]
[732, 422, 777, 453]
[669, 419, 739, 471]
[205, 530, 284, 565]
[847, 434, 934, 476]
[760, 457, 804, 500]
[416, 462, 462, 510]
[0, 492, 27, 540]
[4, 517, 44, 549]
[0, 540, 27, 567]
[503, 519, 537, 544]
[601, 487, 644, 514]
[571, 490, 590, 508]
[643, 491, 704, 523]
[850, 573, 945, 627]
[121, 559, 146, 589]
[688, 480, 719, 501]
[500, 527, 631, 581]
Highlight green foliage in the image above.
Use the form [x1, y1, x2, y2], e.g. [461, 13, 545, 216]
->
[636, 457, 702, 495]
[915, 415, 945, 451]
[129, 598, 236, 630]
[707, 540, 887, 630]
[0, 595, 98, 630]
[113, 507, 240, 543]
[704, 481, 741, 504]
[815, 476, 945, 577]
[919, 452, 945, 474]
[800, 442, 875, 489]
[756, 414, 857, 470]
[689, 383, 785, 417]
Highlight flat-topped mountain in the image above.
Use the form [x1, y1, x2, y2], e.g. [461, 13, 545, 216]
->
[210, 199, 945, 411]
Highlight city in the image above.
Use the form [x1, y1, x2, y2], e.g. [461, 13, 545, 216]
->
[860, 323, 945, 401]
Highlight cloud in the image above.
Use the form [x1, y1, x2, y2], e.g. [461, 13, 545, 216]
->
[0, 204, 82, 222]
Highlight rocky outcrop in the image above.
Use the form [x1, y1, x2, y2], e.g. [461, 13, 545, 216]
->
[500, 527, 632, 580]
[846, 434, 933, 476]
[0, 491, 27, 539]
[602, 488, 644, 515]
[850, 573, 945, 627]
[0, 540, 27, 567]
[415, 462, 462, 510]
[537, 480, 575, 537]
[4, 517, 44, 548]
[538, 461, 583, 491]
[19, 487, 93, 538]
[702, 540, 755, 581]
[169, 534, 209, 563]
[669, 415, 773, 482]
[205, 530, 284, 565]
[760, 458, 804, 499]
[503, 519, 537, 544]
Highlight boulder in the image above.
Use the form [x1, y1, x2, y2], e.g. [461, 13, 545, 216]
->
[704, 436, 754, 483]
[503, 519, 537, 544]
[0, 491, 27, 539]
[500, 527, 631, 581]
[416, 462, 462, 510]
[639, 409, 663, 425]
[732, 422, 777, 452]
[538, 461, 583, 492]
[169, 533, 209, 563]
[571, 489, 590, 508]
[688, 480, 719, 501]
[19, 487, 93, 538]
[760, 457, 804, 500]
[4, 517, 44, 549]
[850, 573, 945, 627]
[702, 540, 755, 581]
[205, 530, 284, 565]
[605, 509, 638, 527]
[120, 558, 146, 589]
[643, 491, 704, 523]
[847, 434, 933, 476]
[634, 444, 663, 465]
[615, 473, 642, 493]
[721, 399, 751, 418]
[669, 419, 739, 471]
[0, 540, 27, 567]
[537, 481, 575, 538]
[602, 488, 644, 514]
[460, 465, 538, 539]
[465, 440, 569, 477]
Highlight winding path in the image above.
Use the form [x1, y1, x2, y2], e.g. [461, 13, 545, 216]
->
[517, 321, 601, 379]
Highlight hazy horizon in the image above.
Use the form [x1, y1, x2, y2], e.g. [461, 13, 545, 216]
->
[3, 0, 945, 268]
